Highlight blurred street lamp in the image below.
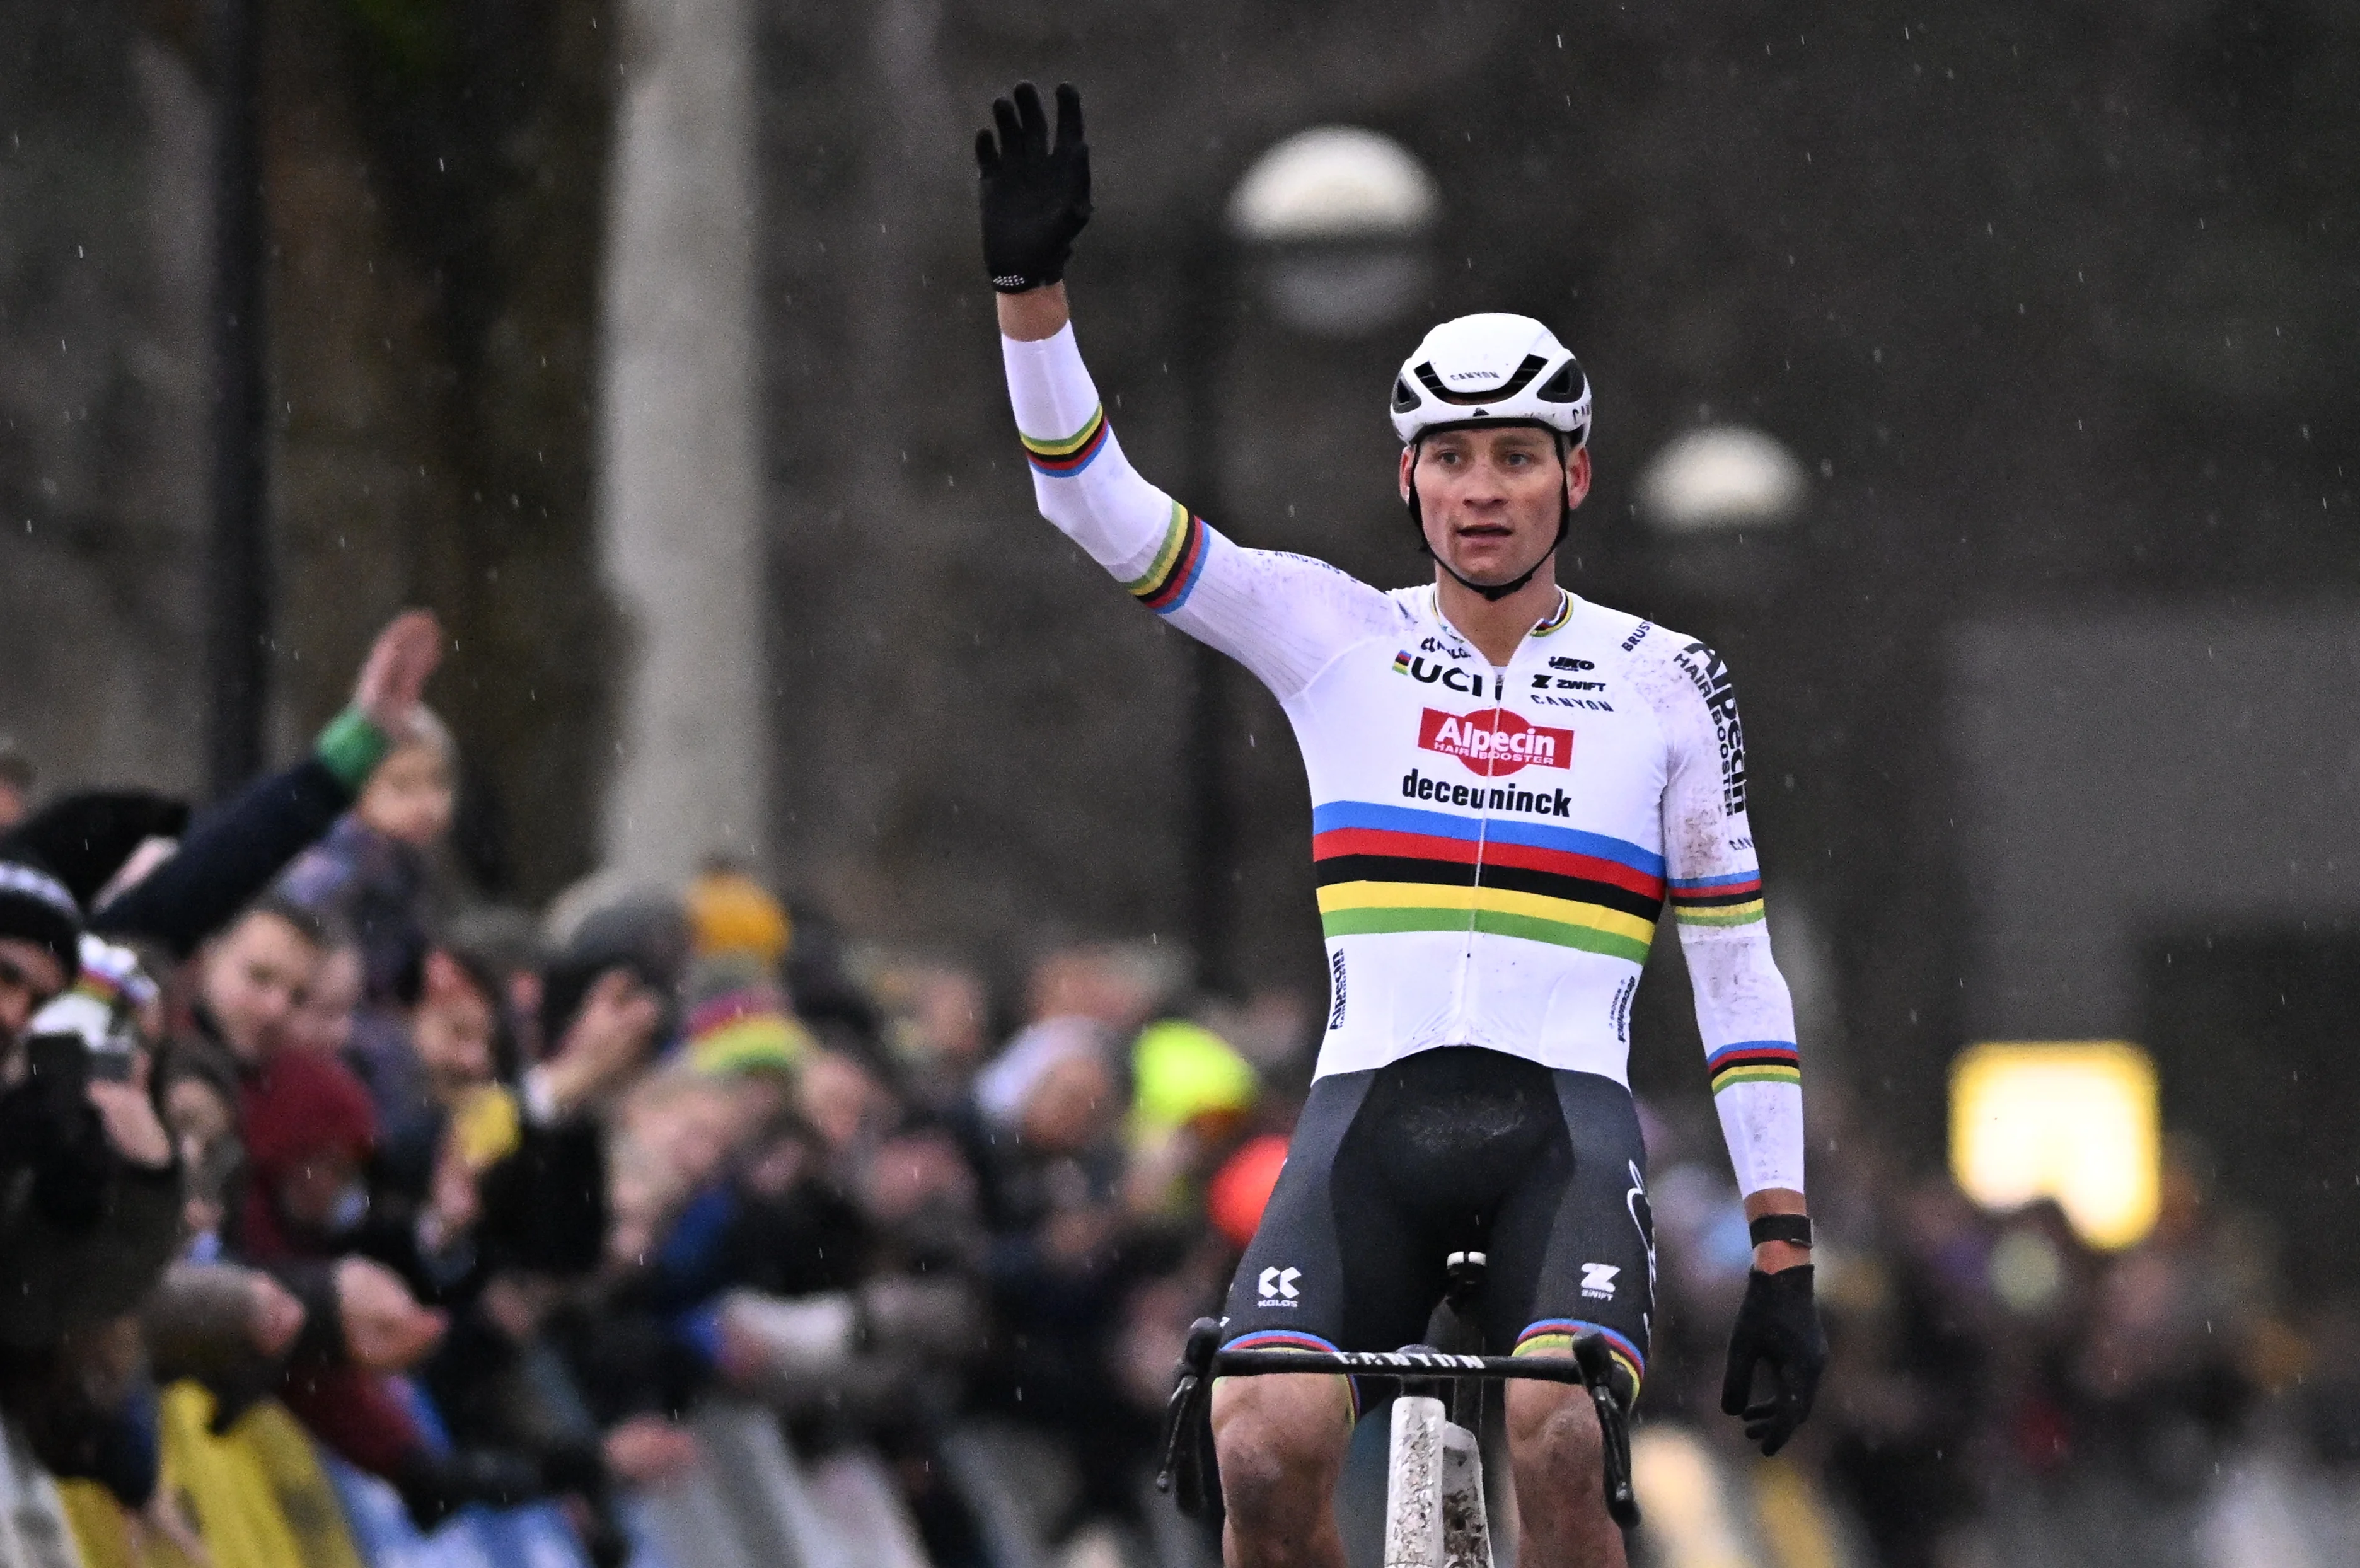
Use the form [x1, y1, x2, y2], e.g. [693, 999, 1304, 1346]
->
[1180, 127, 1434, 991]
[1950, 1040, 2161, 1250]
[1634, 424, 1809, 597]
[1636, 425, 1809, 535]
[1227, 127, 1439, 335]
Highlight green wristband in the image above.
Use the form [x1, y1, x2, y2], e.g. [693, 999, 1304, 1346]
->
[315, 706, 392, 792]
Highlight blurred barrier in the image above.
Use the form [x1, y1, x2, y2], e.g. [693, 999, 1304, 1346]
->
[328, 1456, 589, 1568]
[35, 1392, 2360, 1568]
[33, 1383, 939, 1568]
[935, 1423, 1068, 1568]
[327, 1376, 591, 1568]
[622, 1465, 758, 1568]
[799, 1450, 931, 1568]
[688, 1404, 841, 1568]
[52, 1485, 141, 1568]
[0, 1419, 79, 1568]
[659, 1404, 929, 1568]
[147, 1382, 333, 1568]
[235, 1402, 373, 1568]
[1626, 1425, 1862, 1568]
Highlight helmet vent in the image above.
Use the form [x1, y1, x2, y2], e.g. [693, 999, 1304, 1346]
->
[1415, 354, 1549, 406]
[1391, 377, 1421, 414]
[1536, 357, 1588, 405]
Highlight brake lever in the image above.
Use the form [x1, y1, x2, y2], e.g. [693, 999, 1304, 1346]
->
[1573, 1331, 1641, 1530]
[1156, 1317, 1222, 1516]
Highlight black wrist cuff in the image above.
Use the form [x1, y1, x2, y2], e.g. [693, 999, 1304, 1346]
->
[988, 264, 1065, 294]
[1749, 1214, 1814, 1249]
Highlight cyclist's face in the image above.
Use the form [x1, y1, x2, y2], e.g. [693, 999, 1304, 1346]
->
[1402, 427, 1590, 587]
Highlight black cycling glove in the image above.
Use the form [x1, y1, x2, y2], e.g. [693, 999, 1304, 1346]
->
[1720, 1264, 1828, 1456]
[975, 81, 1091, 292]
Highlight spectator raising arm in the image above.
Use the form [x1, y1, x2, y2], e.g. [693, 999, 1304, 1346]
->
[91, 611, 443, 957]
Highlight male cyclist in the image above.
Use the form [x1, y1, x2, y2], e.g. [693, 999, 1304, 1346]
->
[976, 84, 1825, 1568]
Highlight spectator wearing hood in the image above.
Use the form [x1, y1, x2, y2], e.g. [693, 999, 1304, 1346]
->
[231, 1039, 599, 1531]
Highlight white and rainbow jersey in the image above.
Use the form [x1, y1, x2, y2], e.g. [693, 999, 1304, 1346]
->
[1002, 324, 1805, 1196]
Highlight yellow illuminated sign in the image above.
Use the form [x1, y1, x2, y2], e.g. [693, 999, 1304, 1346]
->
[1948, 1041, 2160, 1250]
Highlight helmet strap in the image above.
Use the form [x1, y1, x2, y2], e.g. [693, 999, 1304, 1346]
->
[1404, 431, 1573, 603]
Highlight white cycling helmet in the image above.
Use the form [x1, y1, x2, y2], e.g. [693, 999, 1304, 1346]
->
[1389, 313, 1591, 448]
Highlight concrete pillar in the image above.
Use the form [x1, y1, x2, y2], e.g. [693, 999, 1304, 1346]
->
[594, 0, 765, 882]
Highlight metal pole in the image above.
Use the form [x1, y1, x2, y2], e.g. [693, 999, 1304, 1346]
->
[1177, 236, 1233, 995]
[205, 0, 270, 800]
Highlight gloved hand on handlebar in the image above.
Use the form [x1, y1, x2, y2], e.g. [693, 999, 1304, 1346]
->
[1720, 1264, 1828, 1456]
[974, 81, 1092, 292]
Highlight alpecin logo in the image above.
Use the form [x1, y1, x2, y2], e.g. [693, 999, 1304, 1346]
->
[1418, 708, 1573, 778]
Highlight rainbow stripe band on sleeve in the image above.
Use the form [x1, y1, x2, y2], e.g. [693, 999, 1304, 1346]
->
[1514, 1320, 1645, 1400]
[1670, 869, 1764, 926]
[1122, 502, 1210, 614]
[1707, 1041, 1802, 1093]
[1021, 405, 1110, 476]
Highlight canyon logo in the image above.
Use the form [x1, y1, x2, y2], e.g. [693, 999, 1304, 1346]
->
[1418, 708, 1574, 778]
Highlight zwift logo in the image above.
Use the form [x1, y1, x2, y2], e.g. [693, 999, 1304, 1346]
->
[1417, 708, 1573, 778]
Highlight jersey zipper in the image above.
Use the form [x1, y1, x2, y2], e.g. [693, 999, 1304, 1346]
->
[1454, 668, 1512, 1041]
[1430, 586, 1517, 1046]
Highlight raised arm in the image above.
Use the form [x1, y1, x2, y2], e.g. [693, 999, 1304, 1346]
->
[91, 611, 443, 955]
[980, 84, 1396, 701]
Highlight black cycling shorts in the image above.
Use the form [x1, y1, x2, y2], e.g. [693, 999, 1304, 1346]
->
[1220, 1047, 1652, 1404]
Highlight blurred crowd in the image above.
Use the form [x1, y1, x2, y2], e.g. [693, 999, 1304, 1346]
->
[1633, 1083, 2357, 1566]
[2, 610, 2352, 1568]
[0, 611, 1307, 1568]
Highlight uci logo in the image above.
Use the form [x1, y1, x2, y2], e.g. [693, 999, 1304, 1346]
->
[1392, 652, 1492, 698]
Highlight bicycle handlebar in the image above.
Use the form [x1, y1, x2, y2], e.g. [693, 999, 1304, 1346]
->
[1212, 1347, 1594, 1383]
[1159, 1320, 1640, 1530]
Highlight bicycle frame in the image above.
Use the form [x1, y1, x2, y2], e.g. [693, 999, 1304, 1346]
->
[1384, 1382, 1491, 1568]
